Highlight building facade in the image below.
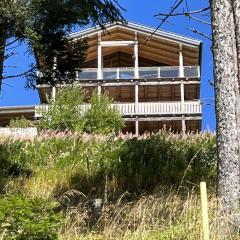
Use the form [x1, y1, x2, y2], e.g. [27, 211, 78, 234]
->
[1, 22, 202, 134]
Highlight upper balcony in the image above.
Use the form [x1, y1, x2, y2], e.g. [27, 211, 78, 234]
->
[73, 24, 202, 83]
[76, 66, 200, 81]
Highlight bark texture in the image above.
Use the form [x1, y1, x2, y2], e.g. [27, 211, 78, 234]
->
[211, 0, 240, 212]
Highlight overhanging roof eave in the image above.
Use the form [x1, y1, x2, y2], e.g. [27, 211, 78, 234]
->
[69, 21, 202, 47]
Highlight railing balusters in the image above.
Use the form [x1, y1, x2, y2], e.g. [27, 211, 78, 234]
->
[35, 101, 201, 117]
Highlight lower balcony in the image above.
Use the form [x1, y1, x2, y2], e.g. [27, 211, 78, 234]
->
[35, 101, 201, 118]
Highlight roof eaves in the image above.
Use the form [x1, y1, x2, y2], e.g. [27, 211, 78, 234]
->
[69, 21, 202, 47]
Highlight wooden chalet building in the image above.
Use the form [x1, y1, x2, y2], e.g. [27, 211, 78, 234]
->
[1, 22, 202, 134]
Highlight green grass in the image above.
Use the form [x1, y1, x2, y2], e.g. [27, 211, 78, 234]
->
[1, 131, 234, 239]
[0, 131, 217, 199]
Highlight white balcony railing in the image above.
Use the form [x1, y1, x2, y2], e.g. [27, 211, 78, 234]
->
[35, 101, 201, 118]
[76, 66, 200, 80]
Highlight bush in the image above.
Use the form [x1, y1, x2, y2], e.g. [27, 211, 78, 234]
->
[116, 132, 217, 192]
[0, 195, 63, 240]
[39, 86, 124, 134]
[83, 92, 124, 134]
[39, 84, 84, 131]
[8, 117, 35, 128]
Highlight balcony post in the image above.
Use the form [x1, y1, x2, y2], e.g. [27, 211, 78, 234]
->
[182, 118, 186, 134]
[135, 82, 139, 136]
[97, 84, 101, 96]
[180, 80, 185, 106]
[135, 119, 139, 136]
[117, 68, 120, 79]
[180, 81, 185, 112]
[179, 44, 184, 78]
[135, 82, 139, 111]
[180, 81, 186, 133]
[97, 32, 103, 79]
[52, 86, 56, 101]
[158, 67, 161, 78]
[134, 32, 139, 79]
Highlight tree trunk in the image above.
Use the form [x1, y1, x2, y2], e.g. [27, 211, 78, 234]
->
[232, 0, 240, 155]
[211, 0, 240, 212]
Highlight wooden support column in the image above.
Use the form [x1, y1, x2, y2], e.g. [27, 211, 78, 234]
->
[135, 82, 139, 136]
[98, 84, 101, 96]
[180, 81, 186, 133]
[52, 86, 56, 101]
[134, 32, 139, 79]
[116, 68, 120, 79]
[180, 81, 185, 108]
[97, 32, 103, 79]
[135, 82, 139, 113]
[135, 83, 139, 103]
[179, 44, 186, 133]
[182, 117, 186, 133]
[76, 70, 79, 80]
[135, 119, 139, 136]
[179, 44, 184, 78]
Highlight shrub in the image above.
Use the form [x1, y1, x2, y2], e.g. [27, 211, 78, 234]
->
[39, 84, 85, 131]
[83, 92, 124, 134]
[8, 117, 35, 128]
[39, 86, 124, 134]
[116, 132, 217, 192]
[0, 195, 63, 240]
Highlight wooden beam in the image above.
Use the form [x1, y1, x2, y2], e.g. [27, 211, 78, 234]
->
[135, 119, 139, 136]
[97, 32, 103, 79]
[179, 44, 184, 77]
[134, 32, 139, 78]
[88, 32, 199, 58]
[100, 40, 136, 47]
[124, 116, 202, 121]
[86, 42, 198, 66]
[52, 86, 56, 100]
[77, 81, 200, 87]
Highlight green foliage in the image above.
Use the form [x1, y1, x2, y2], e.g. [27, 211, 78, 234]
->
[0, 195, 63, 240]
[26, 0, 125, 86]
[39, 85, 84, 131]
[0, 0, 124, 88]
[0, 1, 29, 39]
[83, 92, 124, 134]
[39, 87, 124, 134]
[0, 132, 217, 198]
[0, 132, 217, 239]
[8, 117, 35, 128]
[117, 132, 217, 192]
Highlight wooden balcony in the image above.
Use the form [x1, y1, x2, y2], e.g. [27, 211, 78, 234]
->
[76, 66, 200, 80]
[35, 101, 201, 118]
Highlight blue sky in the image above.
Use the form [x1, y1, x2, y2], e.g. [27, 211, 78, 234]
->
[0, 0, 215, 130]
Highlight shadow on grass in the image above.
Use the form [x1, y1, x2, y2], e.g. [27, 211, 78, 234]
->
[0, 145, 32, 194]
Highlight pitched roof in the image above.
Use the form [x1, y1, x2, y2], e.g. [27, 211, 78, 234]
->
[69, 21, 202, 47]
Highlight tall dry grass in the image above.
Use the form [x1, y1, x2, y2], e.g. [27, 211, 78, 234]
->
[58, 188, 239, 240]
[0, 131, 225, 239]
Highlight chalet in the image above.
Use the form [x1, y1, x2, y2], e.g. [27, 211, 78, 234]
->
[0, 22, 202, 134]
